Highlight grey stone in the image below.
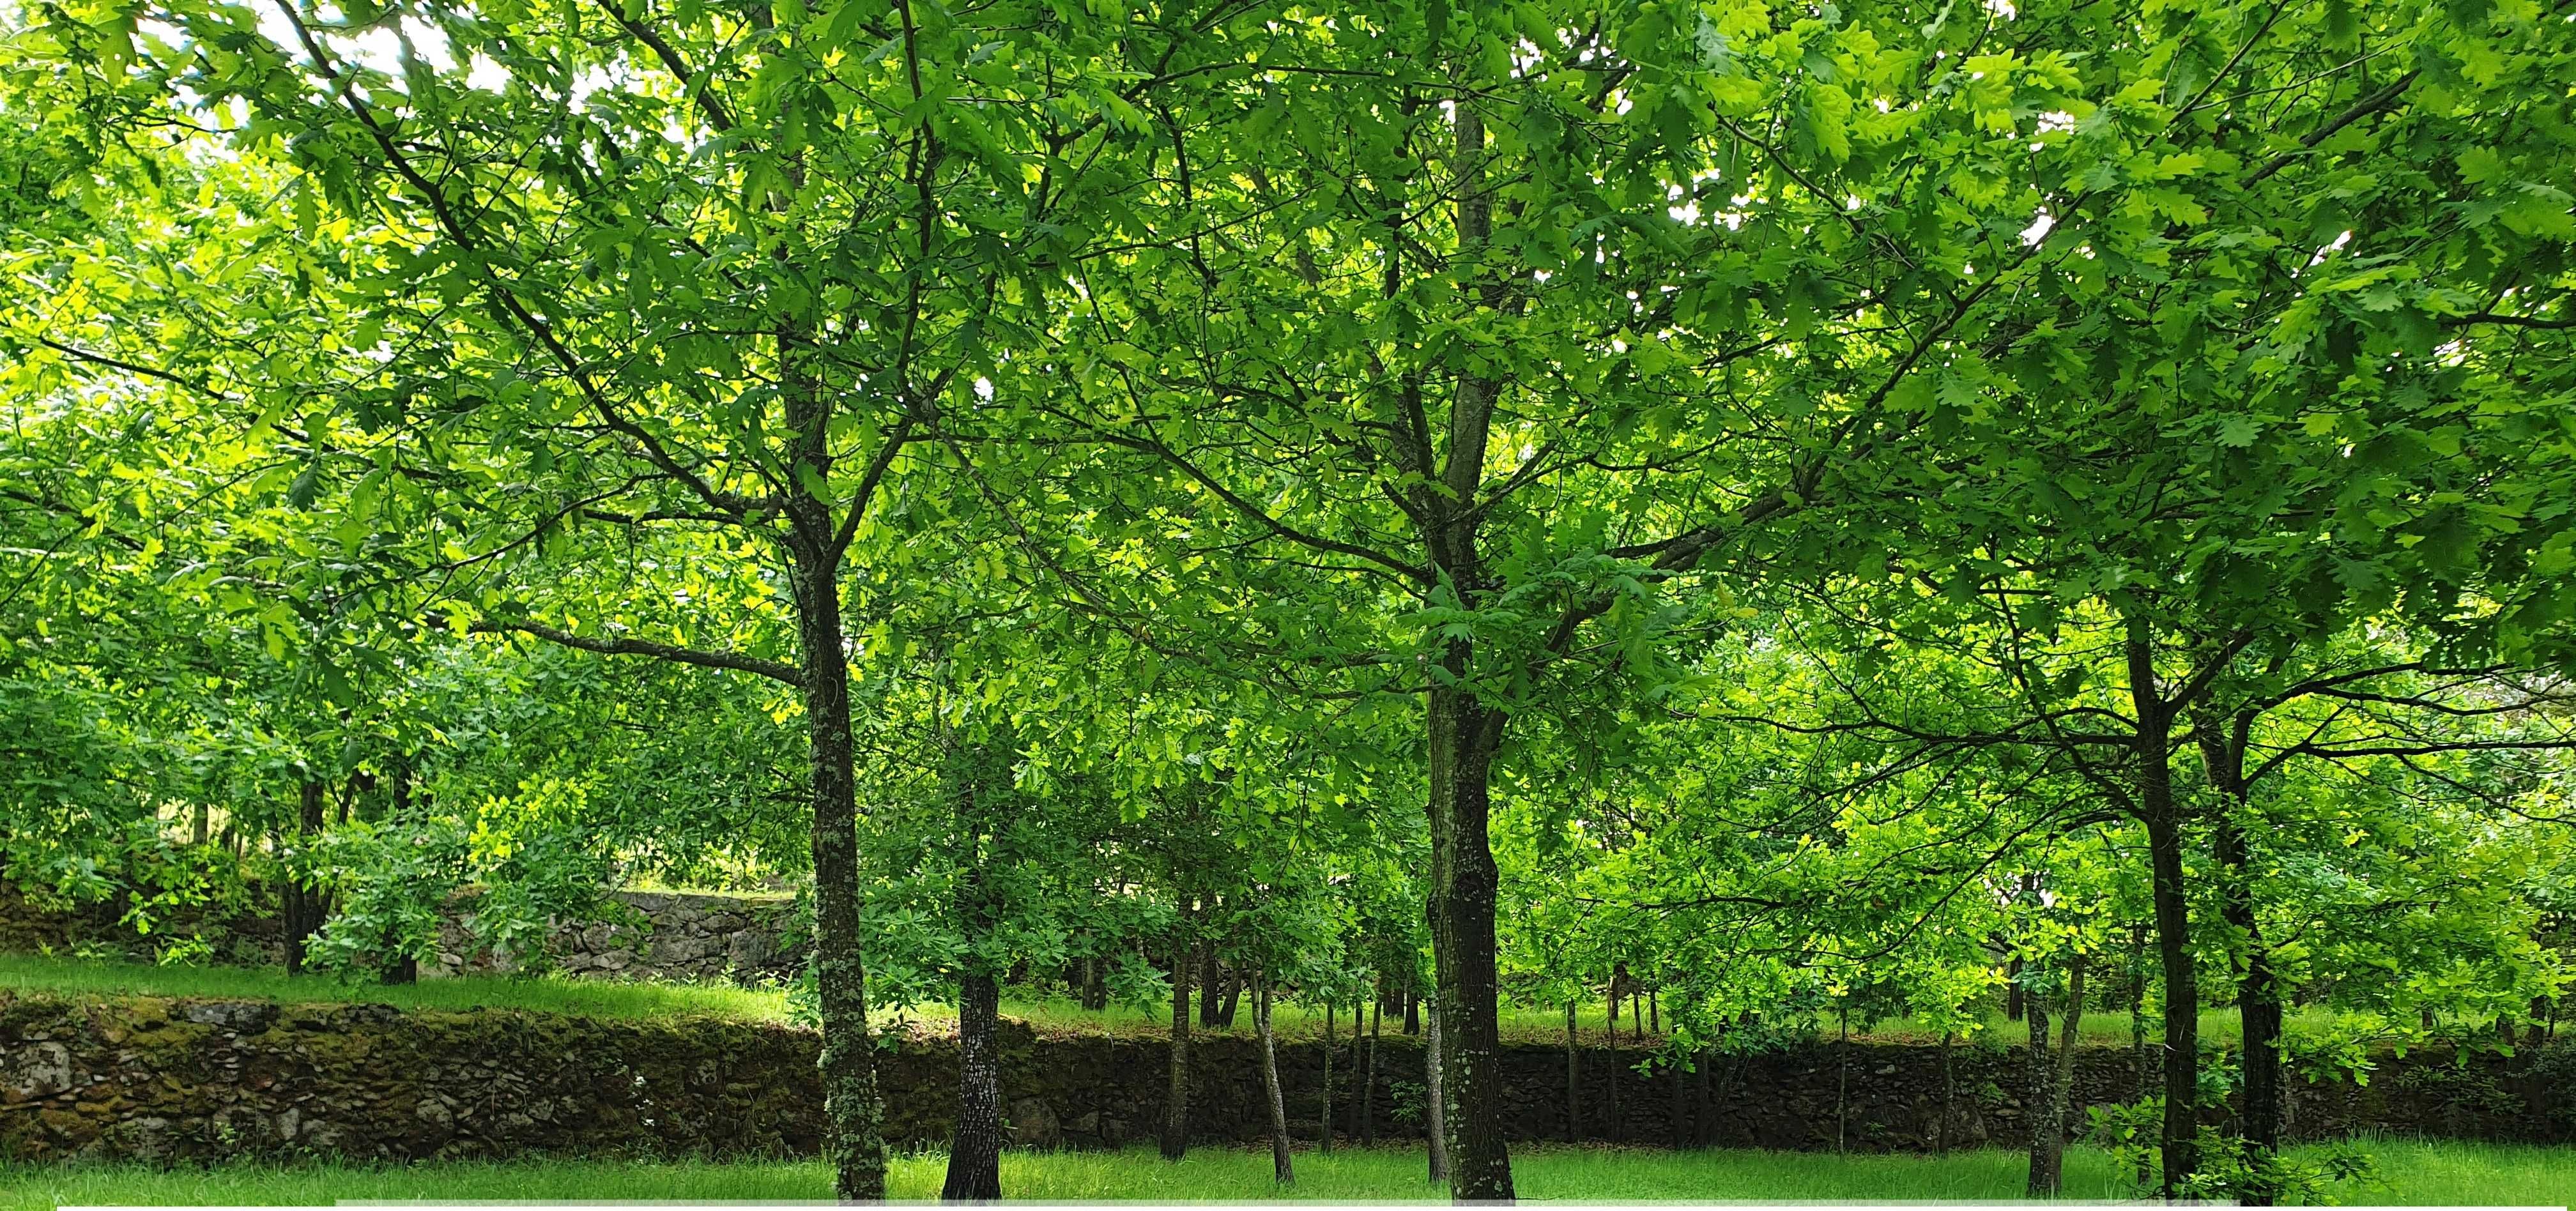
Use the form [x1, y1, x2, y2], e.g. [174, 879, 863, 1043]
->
[8, 1040, 73, 1097]
[183, 1001, 279, 1032]
[1009, 1097, 1062, 1148]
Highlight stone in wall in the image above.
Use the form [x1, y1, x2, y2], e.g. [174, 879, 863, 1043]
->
[4, 990, 2567, 1165]
[428, 890, 804, 985]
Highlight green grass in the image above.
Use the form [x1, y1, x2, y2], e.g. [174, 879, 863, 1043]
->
[0, 954, 792, 1024]
[0, 954, 2432, 1051]
[3, 1141, 2567, 1207]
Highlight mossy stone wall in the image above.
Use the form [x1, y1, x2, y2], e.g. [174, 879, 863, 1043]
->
[4, 991, 2566, 1163]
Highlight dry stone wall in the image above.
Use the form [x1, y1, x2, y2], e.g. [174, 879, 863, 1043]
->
[6, 991, 2568, 1164]
[429, 891, 802, 984]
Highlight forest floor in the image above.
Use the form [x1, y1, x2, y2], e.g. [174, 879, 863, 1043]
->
[0, 954, 2324, 1048]
[4, 1140, 2570, 1207]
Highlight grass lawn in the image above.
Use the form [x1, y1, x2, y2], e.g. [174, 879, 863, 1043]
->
[0, 954, 2450, 1051]
[3, 1141, 2568, 1207]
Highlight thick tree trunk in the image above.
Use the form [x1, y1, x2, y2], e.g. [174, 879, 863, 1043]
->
[1564, 1000, 1580, 1143]
[1256, 975, 1294, 1185]
[1425, 987, 1450, 1185]
[942, 971, 1003, 1201]
[1163, 939, 1192, 1160]
[796, 561, 888, 1202]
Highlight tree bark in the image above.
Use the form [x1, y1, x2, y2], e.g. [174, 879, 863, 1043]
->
[1255, 974, 1294, 1185]
[2027, 958, 2085, 1196]
[2129, 621, 2198, 1198]
[1938, 1030, 1954, 1155]
[1200, 947, 1224, 1028]
[795, 556, 888, 1202]
[1426, 986, 1450, 1185]
[1162, 938, 1192, 1160]
[2202, 717, 2283, 1206]
[284, 779, 327, 975]
[1424, 683, 1515, 1200]
[942, 971, 1003, 1201]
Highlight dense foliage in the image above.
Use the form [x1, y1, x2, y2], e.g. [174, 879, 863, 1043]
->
[3, 0, 2572, 1203]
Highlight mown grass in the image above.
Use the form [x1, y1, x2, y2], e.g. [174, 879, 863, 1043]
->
[0, 954, 792, 1024]
[3, 1141, 2567, 1207]
[0, 954, 2418, 1051]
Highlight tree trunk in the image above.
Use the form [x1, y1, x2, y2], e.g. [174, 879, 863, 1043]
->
[2027, 959, 2085, 1196]
[1426, 986, 1450, 1185]
[1256, 974, 1294, 1185]
[1362, 985, 1381, 1145]
[1406, 985, 1422, 1036]
[796, 558, 888, 1202]
[1835, 1006, 1850, 1154]
[2202, 714, 2281, 1207]
[2006, 956, 2025, 1022]
[1200, 948, 1224, 1028]
[1564, 1000, 1581, 1142]
[1694, 1046, 1714, 1147]
[2146, 811, 2198, 1196]
[1220, 971, 1243, 1028]
[942, 971, 1003, 1202]
[1424, 678, 1515, 1201]
[2129, 621, 2197, 1198]
[1320, 1000, 1335, 1152]
[1938, 1030, 1954, 1155]
[284, 779, 326, 975]
[1162, 939, 1192, 1160]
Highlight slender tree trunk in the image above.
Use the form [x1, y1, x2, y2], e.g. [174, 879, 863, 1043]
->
[1426, 987, 1450, 1185]
[191, 803, 210, 846]
[1363, 985, 1381, 1145]
[1220, 974, 1243, 1028]
[943, 971, 1004, 1201]
[1200, 947, 1223, 1028]
[2027, 959, 2085, 1196]
[2006, 956, 2026, 1022]
[1564, 1000, 1581, 1142]
[1648, 989, 1659, 1035]
[1938, 1030, 1954, 1155]
[2202, 714, 2282, 1207]
[1406, 984, 1422, 1036]
[1836, 1006, 1850, 1154]
[284, 779, 326, 975]
[1321, 1000, 1336, 1152]
[2027, 980, 2053, 1196]
[1256, 974, 1294, 1185]
[1163, 937, 1192, 1160]
[2129, 621, 2197, 1198]
[795, 556, 888, 1202]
